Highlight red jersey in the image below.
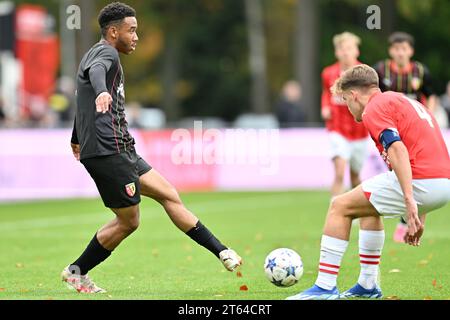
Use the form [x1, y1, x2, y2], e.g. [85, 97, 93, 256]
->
[321, 62, 368, 140]
[362, 91, 450, 179]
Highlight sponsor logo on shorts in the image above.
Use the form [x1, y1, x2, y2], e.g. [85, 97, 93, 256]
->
[125, 182, 136, 197]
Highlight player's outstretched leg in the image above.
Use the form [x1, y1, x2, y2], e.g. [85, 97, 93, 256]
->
[139, 169, 242, 271]
[287, 186, 380, 300]
[62, 204, 140, 293]
[341, 216, 384, 299]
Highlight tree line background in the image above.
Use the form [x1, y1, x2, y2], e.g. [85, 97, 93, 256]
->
[14, 0, 450, 124]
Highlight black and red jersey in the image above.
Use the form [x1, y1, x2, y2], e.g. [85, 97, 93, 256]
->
[373, 59, 434, 105]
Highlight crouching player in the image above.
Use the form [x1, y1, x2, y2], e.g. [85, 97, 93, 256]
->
[287, 64, 450, 300]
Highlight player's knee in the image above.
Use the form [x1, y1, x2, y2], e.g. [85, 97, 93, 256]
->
[119, 213, 140, 234]
[329, 195, 351, 217]
[121, 220, 139, 234]
[128, 216, 140, 232]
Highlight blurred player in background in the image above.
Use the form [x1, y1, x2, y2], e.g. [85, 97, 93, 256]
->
[374, 32, 438, 243]
[287, 64, 450, 300]
[63, 2, 241, 294]
[321, 32, 369, 199]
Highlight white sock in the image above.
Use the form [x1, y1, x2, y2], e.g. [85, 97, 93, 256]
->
[358, 230, 385, 290]
[315, 235, 348, 290]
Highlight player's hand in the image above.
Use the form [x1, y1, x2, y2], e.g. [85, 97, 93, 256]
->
[404, 198, 423, 246]
[95, 92, 112, 114]
[321, 108, 332, 120]
[404, 226, 424, 246]
[71, 143, 80, 161]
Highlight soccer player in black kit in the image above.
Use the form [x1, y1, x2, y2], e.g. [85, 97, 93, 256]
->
[62, 2, 241, 293]
[373, 32, 438, 244]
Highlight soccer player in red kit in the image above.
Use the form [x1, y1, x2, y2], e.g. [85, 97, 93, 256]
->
[288, 65, 450, 300]
[321, 32, 369, 198]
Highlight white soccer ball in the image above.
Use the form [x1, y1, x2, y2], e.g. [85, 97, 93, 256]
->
[264, 248, 303, 287]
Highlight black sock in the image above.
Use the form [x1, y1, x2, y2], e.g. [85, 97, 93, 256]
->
[70, 233, 112, 275]
[186, 221, 227, 258]
[400, 217, 407, 225]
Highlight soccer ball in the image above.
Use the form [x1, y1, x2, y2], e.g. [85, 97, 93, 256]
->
[264, 248, 303, 287]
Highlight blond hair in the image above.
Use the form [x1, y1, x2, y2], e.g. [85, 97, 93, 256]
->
[333, 32, 361, 48]
[331, 64, 379, 95]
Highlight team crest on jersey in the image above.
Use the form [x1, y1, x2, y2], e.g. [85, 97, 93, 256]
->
[383, 78, 392, 87]
[125, 182, 136, 197]
[411, 77, 421, 91]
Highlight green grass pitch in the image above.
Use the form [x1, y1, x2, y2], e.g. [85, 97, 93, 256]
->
[0, 191, 449, 300]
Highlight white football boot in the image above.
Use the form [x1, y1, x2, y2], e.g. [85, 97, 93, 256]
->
[61, 266, 106, 293]
[219, 249, 242, 271]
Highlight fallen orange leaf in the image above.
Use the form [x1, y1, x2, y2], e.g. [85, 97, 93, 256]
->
[236, 271, 243, 278]
[239, 285, 248, 291]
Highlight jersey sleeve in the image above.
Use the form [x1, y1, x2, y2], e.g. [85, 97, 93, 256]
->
[89, 64, 108, 96]
[321, 69, 332, 111]
[362, 102, 397, 144]
[420, 64, 434, 98]
[82, 45, 118, 75]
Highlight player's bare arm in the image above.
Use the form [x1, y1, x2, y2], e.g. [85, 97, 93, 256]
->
[386, 141, 423, 246]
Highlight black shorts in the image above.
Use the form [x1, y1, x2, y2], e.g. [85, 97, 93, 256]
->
[81, 150, 152, 208]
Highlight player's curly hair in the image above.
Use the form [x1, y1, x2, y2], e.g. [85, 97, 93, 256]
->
[98, 2, 136, 37]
